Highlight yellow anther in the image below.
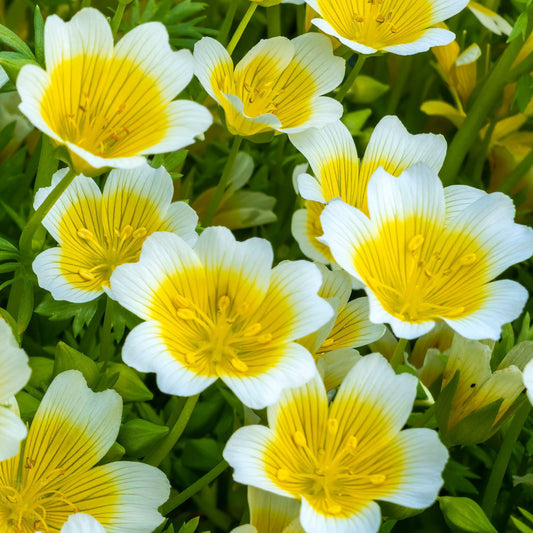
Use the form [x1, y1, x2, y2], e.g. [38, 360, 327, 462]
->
[77, 228, 94, 240]
[243, 323, 262, 336]
[231, 357, 249, 373]
[327, 503, 342, 515]
[391, 26, 398, 33]
[120, 225, 133, 239]
[327, 418, 339, 434]
[185, 352, 197, 365]
[293, 431, 307, 447]
[132, 227, 148, 239]
[347, 436, 358, 451]
[376, 13, 385, 23]
[218, 295, 231, 313]
[321, 338, 334, 348]
[175, 295, 191, 308]
[370, 474, 386, 486]
[78, 269, 96, 281]
[177, 308, 196, 320]
[277, 468, 290, 481]
[238, 302, 251, 315]
[408, 234, 424, 252]
[258, 333, 273, 344]
[460, 253, 477, 266]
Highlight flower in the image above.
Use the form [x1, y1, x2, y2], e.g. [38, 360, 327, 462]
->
[437, 334, 525, 445]
[192, 151, 276, 229]
[524, 359, 533, 406]
[298, 265, 385, 390]
[304, 0, 469, 55]
[231, 487, 302, 533]
[0, 318, 31, 462]
[32, 163, 198, 303]
[193, 34, 344, 138]
[39, 513, 106, 533]
[224, 354, 448, 533]
[468, 1, 512, 35]
[290, 116, 446, 264]
[109, 227, 333, 409]
[0, 370, 169, 532]
[320, 163, 533, 340]
[17, 8, 212, 175]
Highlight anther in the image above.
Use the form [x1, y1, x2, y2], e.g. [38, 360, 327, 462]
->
[77, 228, 94, 240]
[460, 253, 477, 266]
[243, 323, 262, 336]
[293, 431, 307, 447]
[185, 352, 197, 365]
[78, 269, 96, 281]
[121, 225, 133, 239]
[391, 26, 398, 33]
[258, 333, 272, 344]
[177, 308, 196, 320]
[347, 436, 358, 451]
[370, 474, 386, 485]
[327, 503, 342, 515]
[327, 418, 339, 434]
[376, 14, 385, 23]
[218, 295, 231, 313]
[231, 357, 249, 372]
[132, 227, 148, 239]
[321, 338, 334, 348]
[408, 234, 424, 252]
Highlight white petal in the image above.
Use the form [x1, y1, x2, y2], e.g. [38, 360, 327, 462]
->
[0, 317, 31, 401]
[379, 429, 448, 509]
[278, 96, 343, 134]
[524, 359, 533, 406]
[65, 141, 147, 171]
[444, 280, 528, 341]
[429, 0, 470, 24]
[60, 514, 106, 533]
[122, 320, 215, 397]
[468, 2, 513, 35]
[444, 184, 486, 219]
[384, 28, 456, 55]
[44, 8, 113, 72]
[163, 202, 199, 246]
[222, 92, 283, 131]
[311, 18, 378, 54]
[292, 209, 331, 263]
[114, 24, 193, 100]
[0, 406, 27, 462]
[222, 342, 316, 409]
[300, 498, 381, 533]
[296, 174, 326, 203]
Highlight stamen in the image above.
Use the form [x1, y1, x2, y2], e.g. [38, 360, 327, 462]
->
[327, 418, 339, 435]
[258, 333, 272, 344]
[78, 269, 96, 281]
[327, 503, 342, 515]
[243, 323, 262, 336]
[132, 227, 148, 239]
[77, 228, 94, 240]
[218, 295, 231, 313]
[177, 308, 196, 320]
[230, 357, 249, 372]
[321, 338, 334, 348]
[408, 234, 424, 252]
[347, 436, 358, 451]
[370, 474, 386, 485]
[277, 468, 290, 481]
[293, 431, 307, 447]
[460, 253, 477, 266]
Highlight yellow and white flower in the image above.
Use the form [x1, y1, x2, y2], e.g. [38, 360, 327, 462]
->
[0, 318, 31, 462]
[231, 487, 303, 533]
[468, 1, 512, 35]
[224, 354, 448, 533]
[32, 163, 198, 303]
[320, 163, 533, 340]
[290, 116, 446, 264]
[304, 0, 469, 55]
[17, 8, 212, 175]
[110, 227, 333, 409]
[193, 34, 344, 138]
[0, 370, 169, 532]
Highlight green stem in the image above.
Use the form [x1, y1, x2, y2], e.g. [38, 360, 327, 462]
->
[336, 55, 367, 102]
[482, 399, 531, 518]
[145, 394, 200, 467]
[227, 3, 257, 55]
[202, 136, 242, 227]
[440, 28, 531, 185]
[161, 459, 228, 515]
[111, 1, 127, 36]
[218, 0, 239, 46]
[34, 136, 58, 194]
[498, 148, 533, 195]
[390, 338, 408, 371]
[267, 5, 281, 37]
[19, 167, 76, 260]
[387, 55, 413, 115]
[100, 297, 115, 370]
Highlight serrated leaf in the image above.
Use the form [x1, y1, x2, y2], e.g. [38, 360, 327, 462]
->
[439, 497, 497, 533]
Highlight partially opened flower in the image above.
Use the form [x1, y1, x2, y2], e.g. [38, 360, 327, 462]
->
[194, 34, 344, 138]
[290, 116, 446, 264]
[321, 163, 533, 340]
[0, 370, 169, 532]
[17, 8, 212, 175]
[304, 0, 468, 55]
[33, 163, 198, 303]
[224, 354, 448, 533]
[0, 318, 31, 462]
[231, 487, 303, 533]
[110, 227, 333, 409]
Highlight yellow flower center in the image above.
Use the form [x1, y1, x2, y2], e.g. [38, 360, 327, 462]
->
[356, 219, 489, 323]
[40, 55, 168, 159]
[317, 0, 434, 49]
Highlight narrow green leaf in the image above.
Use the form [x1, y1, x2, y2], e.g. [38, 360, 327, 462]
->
[439, 497, 497, 533]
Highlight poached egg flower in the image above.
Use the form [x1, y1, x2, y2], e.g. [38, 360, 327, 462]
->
[194, 34, 344, 138]
[320, 163, 533, 340]
[17, 8, 212, 175]
[304, 0, 469, 55]
[224, 354, 448, 533]
[0, 370, 169, 532]
[110, 227, 333, 409]
[32, 163, 198, 303]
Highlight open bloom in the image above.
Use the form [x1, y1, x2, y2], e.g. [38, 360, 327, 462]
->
[33, 163, 198, 303]
[290, 116, 446, 263]
[194, 34, 344, 138]
[110, 227, 333, 409]
[304, 0, 468, 55]
[321, 163, 533, 340]
[224, 354, 448, 533]
[0, 318, 31, 462]
[0, 370, 169, 532]
[17, 8, 212, 175]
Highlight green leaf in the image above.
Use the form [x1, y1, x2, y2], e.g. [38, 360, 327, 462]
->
[439, 497, 497, 533]
[181, 438, 224, 471]
[513, 473, 533, 486]
[435, 370, 459, 441]
[514, 74, 533, 113]
[35, 295, 99, 329]
[346, 75, 389, 104]
[511, 516, 533, 533]
[28, 356, 54, 389]
[0, 24, 34, 58]
[118, 419, 169, 457]
[342, 109, 372, 135]
[33, 6, 44, 65]
[54, 342, 99, 388]
[105, 362, 153, 402]
[177, 517, 200, 533]
[508, 11, 528, 42]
